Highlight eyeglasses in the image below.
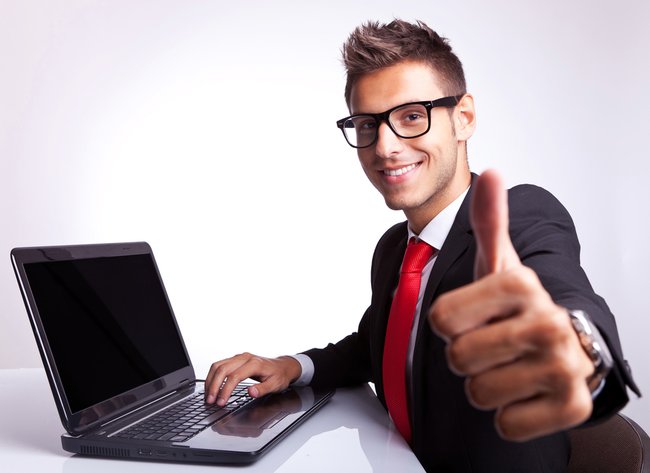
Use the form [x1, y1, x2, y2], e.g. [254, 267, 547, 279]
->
[336, 95, 463, 149]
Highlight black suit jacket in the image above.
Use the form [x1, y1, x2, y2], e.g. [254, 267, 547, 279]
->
[305, 178, 639, 472]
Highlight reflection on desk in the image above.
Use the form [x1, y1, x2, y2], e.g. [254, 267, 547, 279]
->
[0, 369, 425, 472]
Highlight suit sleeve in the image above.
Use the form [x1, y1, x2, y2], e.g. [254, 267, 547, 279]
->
[301, 239, 380, 389]
[508, 185, 639, 422]
[301, 222, 405, 390]
[302, 309, 373, 389]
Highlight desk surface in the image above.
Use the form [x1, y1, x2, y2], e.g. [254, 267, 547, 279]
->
[0, 369, 424, 472]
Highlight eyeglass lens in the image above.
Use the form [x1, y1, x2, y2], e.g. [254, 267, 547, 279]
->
[343, 103, 429, 148]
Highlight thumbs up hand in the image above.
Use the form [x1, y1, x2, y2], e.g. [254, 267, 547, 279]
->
[429, 170, 595, 441]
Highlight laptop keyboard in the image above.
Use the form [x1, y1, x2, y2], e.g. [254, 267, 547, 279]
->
[114, 385, 254, 442]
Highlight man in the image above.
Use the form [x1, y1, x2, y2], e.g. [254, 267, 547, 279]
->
[204, 20, 639, 471]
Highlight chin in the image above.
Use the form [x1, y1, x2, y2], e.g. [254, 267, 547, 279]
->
[383, 197, 411, 212]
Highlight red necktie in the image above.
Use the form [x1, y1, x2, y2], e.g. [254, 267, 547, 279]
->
[383, 238, 435, 444]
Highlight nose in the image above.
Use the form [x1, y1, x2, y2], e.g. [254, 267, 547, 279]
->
[374, 121, 403, 159]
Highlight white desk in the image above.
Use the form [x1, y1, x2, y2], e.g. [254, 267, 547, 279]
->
[0, 369, 424, 472]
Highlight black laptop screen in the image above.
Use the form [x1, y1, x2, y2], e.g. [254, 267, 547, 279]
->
[24, 254, 190, 414]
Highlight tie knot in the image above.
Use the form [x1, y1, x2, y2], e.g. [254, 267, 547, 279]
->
[401, 239, 435, 274]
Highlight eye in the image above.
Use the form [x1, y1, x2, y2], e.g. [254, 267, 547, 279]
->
[405, 112, 424, 122]
[392, 105, 428, 128]
[353, 117, 377, 133]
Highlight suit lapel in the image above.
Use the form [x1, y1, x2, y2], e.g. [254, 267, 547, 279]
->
[373, 231, 407, 310]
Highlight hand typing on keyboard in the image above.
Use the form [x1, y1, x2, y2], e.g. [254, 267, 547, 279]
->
[204, 353, 301, 407]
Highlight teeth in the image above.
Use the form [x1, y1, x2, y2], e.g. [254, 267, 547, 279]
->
[383, 163, 417, 176]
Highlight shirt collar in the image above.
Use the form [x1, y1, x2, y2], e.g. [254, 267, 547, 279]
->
[407, 186, 470, 250]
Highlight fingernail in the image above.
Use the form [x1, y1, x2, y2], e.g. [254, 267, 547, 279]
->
[249, 386, 259, 398]
[206, 394, 215, 404]
[217, 397, 225, 406]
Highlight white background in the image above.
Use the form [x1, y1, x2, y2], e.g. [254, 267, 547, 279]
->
[2, 0, 649, 431]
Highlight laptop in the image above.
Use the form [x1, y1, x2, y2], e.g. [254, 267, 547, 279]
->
[10, 242, 334, 464]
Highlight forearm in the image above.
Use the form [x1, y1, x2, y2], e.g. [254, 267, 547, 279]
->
[301, 332, 373, 389]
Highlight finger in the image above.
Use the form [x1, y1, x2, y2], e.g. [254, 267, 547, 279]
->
[471, 169, 521, 278]
[248, 375, 284, 398]
[446, 315, 533, 376]
[464, 358, 542, 410]
[430, 265, 541, 340]
[205, 362, 227, 403]
[494, 383, 592, 441]
[204, 354, 251, 404]
[465, 344, 593, 412]
[205, 360, 227, 395]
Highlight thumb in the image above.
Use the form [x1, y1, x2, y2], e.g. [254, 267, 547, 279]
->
[470, 169, 521, 279]
[248, 376, 287, 399]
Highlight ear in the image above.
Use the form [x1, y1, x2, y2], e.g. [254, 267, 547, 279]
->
[453, 93, 476, 142]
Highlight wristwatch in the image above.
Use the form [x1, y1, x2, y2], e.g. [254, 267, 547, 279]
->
[568, 309, 613, 396]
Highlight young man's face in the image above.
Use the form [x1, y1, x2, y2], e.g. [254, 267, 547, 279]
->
[349, 60, 473, 232]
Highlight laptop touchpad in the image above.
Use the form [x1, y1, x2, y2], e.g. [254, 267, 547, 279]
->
[212, 391, 301, 438]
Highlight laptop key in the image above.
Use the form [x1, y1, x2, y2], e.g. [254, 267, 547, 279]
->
[197, 410, 231, 426]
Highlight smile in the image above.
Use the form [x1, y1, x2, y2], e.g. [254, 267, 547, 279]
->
[383, 163, 419, 176]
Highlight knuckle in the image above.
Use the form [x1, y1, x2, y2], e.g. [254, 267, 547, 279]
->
[429, 298, 453, 334]
[542, 364, 572, 390]
[500, 321, 520, 352]
[558, 388, 592, 426]
[502, 266, 539, 295]
[518, 265, 540, 289]
[465, 377, 490, 409]
[527, 308, 571, 347]
[250, 354, 265, 365]
[494, 408, 519, 440]
[229, 372, 242, 383]
[540, 361, 589, 404]
[208, 362, 223, 377]
[494, 407, 534, 442]
[445, 341, 467, 373]
[215, 365, 229, 378]
[247, 355, 268, 372]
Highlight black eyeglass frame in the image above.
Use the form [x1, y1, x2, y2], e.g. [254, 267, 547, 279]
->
[336, 95, 464, 149]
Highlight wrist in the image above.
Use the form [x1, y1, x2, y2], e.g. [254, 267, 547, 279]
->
[279, 356, 303, 384]
[285, 354, 314, 386]
[567, 309, 613, 397]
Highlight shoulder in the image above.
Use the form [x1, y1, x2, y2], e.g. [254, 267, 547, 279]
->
[375, 221, 408, 252]
[368, 221, 407, 281]
[505, 183, 580, 256]
[507, 183, 573, 222]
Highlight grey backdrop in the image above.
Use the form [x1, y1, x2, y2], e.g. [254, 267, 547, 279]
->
[2, 0, 649, 431]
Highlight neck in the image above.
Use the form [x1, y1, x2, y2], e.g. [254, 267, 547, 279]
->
[406, 168, 471, 235]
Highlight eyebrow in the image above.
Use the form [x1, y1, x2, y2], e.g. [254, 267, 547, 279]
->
[351, 99, 428, 115]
